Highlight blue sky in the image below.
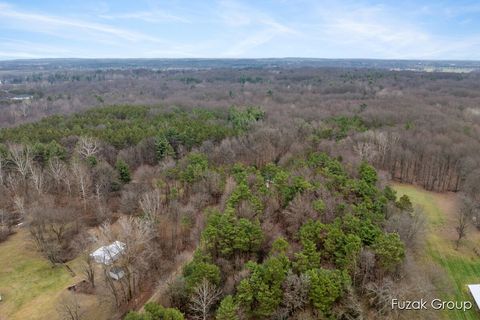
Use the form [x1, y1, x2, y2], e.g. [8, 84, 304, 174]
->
[1, 0, 480, 60]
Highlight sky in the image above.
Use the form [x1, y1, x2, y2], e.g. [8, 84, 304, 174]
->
[1, 0, 480, 60]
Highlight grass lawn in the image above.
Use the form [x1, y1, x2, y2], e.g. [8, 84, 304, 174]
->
[0, 228, 111, 320]
[393, 183, 480, 320]
[0, 229, 73, 320]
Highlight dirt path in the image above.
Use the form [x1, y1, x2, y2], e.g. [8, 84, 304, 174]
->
[138, 250, 194, 311]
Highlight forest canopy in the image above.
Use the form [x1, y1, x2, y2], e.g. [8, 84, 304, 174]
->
[0, 65, 479, 320]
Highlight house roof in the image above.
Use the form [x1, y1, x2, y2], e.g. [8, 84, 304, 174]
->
[468, 284, 480, 308]
[90, 241, 126, 265]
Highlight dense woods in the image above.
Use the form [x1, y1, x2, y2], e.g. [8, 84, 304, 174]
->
[1, 66, 479, 194]
[0, 63, 479, 319]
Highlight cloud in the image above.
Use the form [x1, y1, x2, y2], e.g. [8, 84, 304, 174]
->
[0, 37, 76, 59]
[1, 0, 480, 59]
[0, 51, 44, 59]
[306, 2, 480, 59]
[99, 10, 190, 24]
[224, 30, 279, 57]
[218, 0, 300, 56]
[0, 2, 165, 43]
[217, 0, 296, 33]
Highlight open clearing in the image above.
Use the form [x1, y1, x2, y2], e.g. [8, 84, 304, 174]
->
[393, 183, 480, 320]
[0, 229, 110, 320]
[0, 229, 72, 320]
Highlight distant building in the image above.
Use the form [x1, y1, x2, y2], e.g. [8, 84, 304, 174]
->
[10, 95, 33, 101]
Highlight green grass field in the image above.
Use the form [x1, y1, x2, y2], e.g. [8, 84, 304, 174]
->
[0, 229, 110, 320]
[0, 229, 74, 320]
[394, 183, 480, 320]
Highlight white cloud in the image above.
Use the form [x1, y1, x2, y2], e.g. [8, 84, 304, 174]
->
[99, 10, 190, 24]
[306, 2, 480, 59]
[218, 0, 300, 56]
[0, 2, 165, 43]
[224, 29, 278, 57]
[0, 51, 44, 59]
[0, 0, 479, 59]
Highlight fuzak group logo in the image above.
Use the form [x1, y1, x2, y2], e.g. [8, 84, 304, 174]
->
[392, 299, 473, 312]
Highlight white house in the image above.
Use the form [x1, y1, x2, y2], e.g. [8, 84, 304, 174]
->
[90, 241, 126, 265]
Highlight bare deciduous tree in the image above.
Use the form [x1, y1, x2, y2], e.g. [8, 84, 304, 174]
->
[354, 131, 378, 162]
[8, 144, 32, 186]
[71, 159, 91, 211]
[74, 234, 96, 289]
[455, 197, 475, 250]
[49, 157, 70, 193]
[13, 195, 26, 221]
[189, 278, 222, 320]
[29, 164, 44, 194]
[358, 248, 376, 289]
[83, 255, 95, 289]
[57, 292, 84, 320]
[76, 136, 100, 159]
[6, 173, 22, 198]
[139, 189, 163, 222]
[18, 101, 30, 118]
[385, 206, 426, 251]
[0, 209, 14, 241]
[29, 203, 79, 264]
[0, 154, 4, 185]
[277, 271, 310, 318]
[77, 137, 100, 158]
[366, 280, 398, 317]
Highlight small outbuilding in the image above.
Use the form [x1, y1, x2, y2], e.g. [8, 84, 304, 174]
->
[108, 266, 126, 280]
[90, 241, 126, 265]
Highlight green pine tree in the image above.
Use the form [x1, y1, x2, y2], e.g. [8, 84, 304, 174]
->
[116, 159, 131, 183]
[216, 295, 239, 320]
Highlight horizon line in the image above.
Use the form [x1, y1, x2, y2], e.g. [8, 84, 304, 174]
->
[1, 57, 480, 63]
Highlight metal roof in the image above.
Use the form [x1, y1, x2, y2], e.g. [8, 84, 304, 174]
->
[90, 241, 126, 265]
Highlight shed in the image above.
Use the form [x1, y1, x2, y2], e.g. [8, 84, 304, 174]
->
[108, 266, 125, 280]
[468, 284, 480, 309]
[90, 241, 126, 265]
